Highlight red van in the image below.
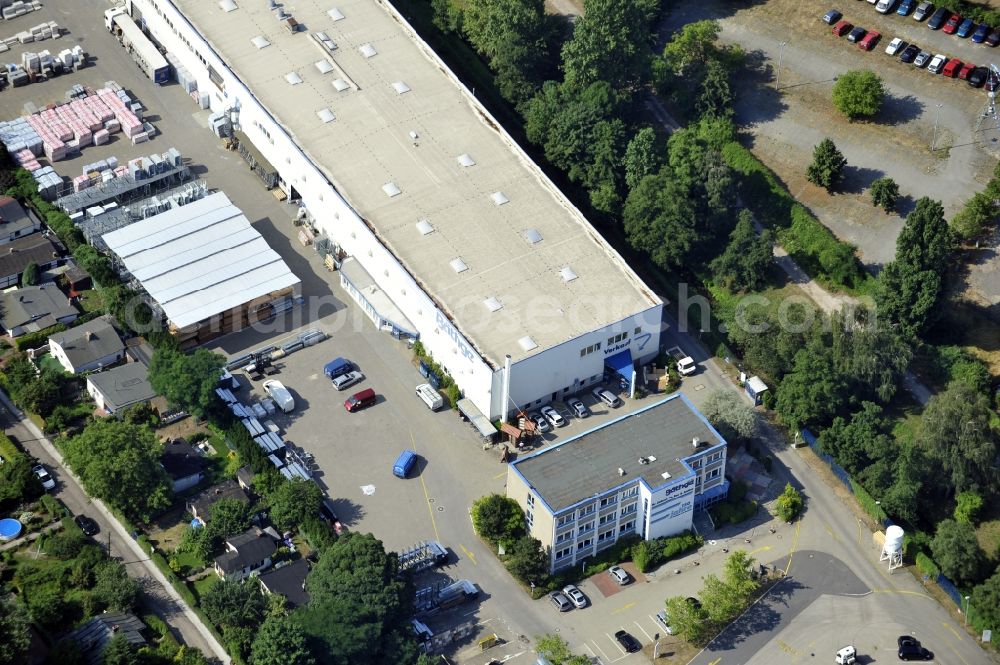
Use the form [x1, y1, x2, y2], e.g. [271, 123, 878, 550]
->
[942, 58, 963, 77]
[344, 387, 376, 412]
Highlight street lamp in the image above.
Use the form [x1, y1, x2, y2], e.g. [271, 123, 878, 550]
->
[931, 103, 943, 151]
[964, 595, 971, 627]
[775, 41, 788, 90]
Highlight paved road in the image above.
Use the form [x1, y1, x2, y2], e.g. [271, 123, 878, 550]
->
[0, 391, 231, 664]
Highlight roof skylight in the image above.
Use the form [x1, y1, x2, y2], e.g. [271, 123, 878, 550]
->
[416, 219, 435, 235]
[285, 72, 303, 85]
[328, 7, 345, 20]
[315, 59, 334, 74]
[332, 79, 350, 92]
[518, 336, 538, 352]
[483, 297, 503, 312]
[316, 108, 335, 124]
[382, 182, 401, 197]
[392, 81, 411, 94]
[251, 36, 270, 49]
[359, 43, 377, 58]
[450, 257, 468, 273]
[491, 192, 509, 206]
[457, 154, 475, 167]
[219, 0, 238, 12]
[560, 266, 578, 282]
[523, 228, 542, 244]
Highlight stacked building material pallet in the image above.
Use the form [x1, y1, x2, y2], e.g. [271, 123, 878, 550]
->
[165, 52, 197, 93]
[2, 1, 44, 21]
[31, 165, 62, 199]
[96, 87, 142, 138]
[0, 116, 42, 155]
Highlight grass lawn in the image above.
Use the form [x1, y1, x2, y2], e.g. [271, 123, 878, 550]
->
[76, 289, 103, 314]
[191, 573, 220, 602]
[173, 550, 207, 576]
[36, 353, 65, 374]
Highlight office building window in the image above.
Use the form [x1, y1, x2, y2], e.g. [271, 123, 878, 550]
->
[621, 486, 638, 499]
[578, 522, 594, 535]
[599, 513, 616, 526]
[556, 532, 572, 545]
[598, 529, 615, 543]
[600, 496, 617, 508]
[578, 504, 594, 518]
[577, 538, 593, 550]
[555, 547, 572, 560]
[557, 514, 575, 527]
[525, 510, 533, 528]
[620, 503, 637, 518]
[526, 494, 534, 507]
[619, 520, 635, 534]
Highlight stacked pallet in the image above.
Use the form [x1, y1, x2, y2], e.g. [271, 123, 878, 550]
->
[165, 52, 197, 94]
[1, 1, 43, 21]
[96, 87, 142, 138]
[0, 117, 41, 155]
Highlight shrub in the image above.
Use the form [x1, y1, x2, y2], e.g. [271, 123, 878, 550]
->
[661, 530, 702, 560]
[632, 540, 654, 572]
[775, 483, 804, 522]
[14, 323, 67, 351]
[916, 552, 940, 578]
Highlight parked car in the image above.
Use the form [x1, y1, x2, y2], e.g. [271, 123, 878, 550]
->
[847, 26, 868, 43]
[912, 1, 934, 20]
[655, 610, 675, 635]
[927, 54, 947, 73]
[262, 379, 294, 413]
[539, 405, 566, 428]
[926, 7, 949, 29]
[988, 29, 1000, 46]
[972, 22, 991, 43]
[529, 412, 551, 433]
[898, 645, 933, 660]
[875, 0, 895, 13]
[823, 9, 843, 24]
[968, 66, 989, 87]
[942, 58, 963, 76]
[74, 514, 99, 536]
[591, 386, 622, 408]
[833, 20, 854, 37]
[899, 43, 921, 62]
[896, 0, 916, 15]
[608, 565, 632, 585]
[614, 630, 641, 653]
[549, 592, 572, 612]
[858, 31, 881, 50]
[344, 387, 376, 412]
[567, 397, 589, 418]
[956, 17, 975, 37]
[32, 464, 55, 491]
[331, 370, 364, 391]
[914, 50, 933, 67]
[958, 61, 976, 79]
[562, 584, 588, 609]
[885, 36, 906, 55]
[942, 13, 963, 34]
[897, 636, 921, 649]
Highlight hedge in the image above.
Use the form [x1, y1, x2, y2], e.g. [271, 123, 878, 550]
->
[0, 430, 22, 462]
[14, 323, 66, 351]
[916, 552, 940, 578]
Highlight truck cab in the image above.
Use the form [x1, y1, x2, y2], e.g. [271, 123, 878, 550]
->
[667, 346, 698, 375]
[104, 6, 127, 31]
[835, 645, 857, 664]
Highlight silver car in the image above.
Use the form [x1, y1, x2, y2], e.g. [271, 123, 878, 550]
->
[913, 50, 932, 68]
[549, 591, 572, 612]
[591, 387, 622, 408]
[332, 370, 364, 391]
[529, 412, 551, 433]
[568, 397, 589, 418]
[33, 464, 56, 491]
[608, 565, 632, 586]
[562, 584, 588, 609]
[655, 610, 675, 635]
[540, 405, 566, 427]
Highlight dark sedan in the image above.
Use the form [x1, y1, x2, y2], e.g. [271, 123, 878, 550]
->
[968, 66, 989, 87]
[899, 645, 934, 660]
[823, 9, 843, 24]
[74, 514, 100, 536]
[897, 0, 916, 15]
[956, 17, 976, 37]
[899, 44, 921, 62]
[972, 22, 991, 43]
[847, 26, 868, 43]
[927, 7, 949, 29]
[614, 630, 641, 653]
[988, 29, 1000, 46]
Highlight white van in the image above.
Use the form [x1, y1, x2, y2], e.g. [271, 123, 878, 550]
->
[415, 383, 444, 411]
[262, 380, 294, 413]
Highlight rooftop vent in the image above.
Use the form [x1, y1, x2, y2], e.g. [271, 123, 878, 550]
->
[648, 455, 657, 462]
[382, 182, 401, 198]
[219, 0, 238, 11]
[457, 153, 475, 167]
[483, 297, 502, 312]
[332, 78, 350, 92]
[315, 59, 334, 75]
[491, 191, 509, 206]
[359, 43, 377, 58]
[415, 219, 434, 235]
[328, 7, 345, 20]
[449, 257, 468, 273]
[316, 108, 335, 124]
[284, 72, 303, 85]
[618, 467, 626, 476]
[560, 266, 578, 282]
[661, 471, 671, 480]
[523, 228, 542, 244]
[392, 81, 411, 94]
[314, 31, 337, 52]
[251, 35, 270, 49]
[692, 437, 701, 448]
[638, 457, 648, 465]
[518, 336, 537, 352]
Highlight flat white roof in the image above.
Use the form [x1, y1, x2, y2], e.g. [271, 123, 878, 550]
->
[101, 192, 300, 329]
[175, 0, 658, 364]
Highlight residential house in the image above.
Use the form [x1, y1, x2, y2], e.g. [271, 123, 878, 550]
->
[64, 613, 146, 665]
[0, 196, 40, 245]
[0, 283, 79, 337]
[86, 362, 155, 415]
[49, 316, 124, 373]
[160, 438, 206, 494]
[235, 466, 255, 492]
[186, 479, 250, 526]
[259, 558, 310, 608]
[213, 528, 276, 580]
[0, 233, 62, 289]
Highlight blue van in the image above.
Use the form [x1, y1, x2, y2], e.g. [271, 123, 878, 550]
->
[393, 450, 418, 478]
[323, 357, 351, 380]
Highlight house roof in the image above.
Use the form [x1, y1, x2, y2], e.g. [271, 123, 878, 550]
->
[214, 529, 276, 574]
[0, 283, 78, 333]
[100, 192, 300, 329]
[86, 363, 155, 412]
[64, 612, 146, 665]
[187, 479, 250, 520]
[0, 233, 60, 279]
[0, 196, 37, 237]
[259, 558, 310, 608]
[50, 316, 124, 369]
[160, 438, 205, 481]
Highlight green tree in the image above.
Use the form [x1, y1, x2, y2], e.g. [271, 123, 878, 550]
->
[832, 70, 885, 120]
[535, 634, 590, 665]
[0, 455, 43, 509]
[723, 550, 759, 604]
[561, 0, 659, 91]
[250, 615, 316, 665]
[504, 536, 547, 583]
[0, 597, 31, 665]
[709, 210, 774, 292]
[700, 573, 742, 622]
[951, 191, 996, 240]
[148, 348, 226, 417]
[971, 567, 1000, 632]
[102, 634, 139, 665]
[471, 494, 525, 543]
[931, 519, 987, 586]
[462, 0, 549, 105]
[954, 491, 984, 525]
[661, 20, 723, 76]
[664, 595, 709, 643]
[775, 337, 851, 430]
[430, 0, 462, 33]
[268, 478, 324, 531]
[623, 171, 697, 269]
[697, 57, 734, 120]
[806, 138, 847, 190]
[25, 584, 65, 630]
[202, 577, 267, 630]
[93, 560, 139, 612]
[775, 483, 804, 522]
[819, 402, 889, 476]
[624, 127, 662, 191]
[20, 261, 38, 286]
[63, 419, 171, 522]
[917, 383, 998, 496]
[869, 176, 899, 213]
[700, 388, 759, 443]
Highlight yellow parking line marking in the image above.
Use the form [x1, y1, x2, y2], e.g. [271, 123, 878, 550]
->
[941, 621, 962, 641]
[460, 544, 477, 565]
[611, 601, 636, 615]
[871, 588, 931, 598]
[706, 659, 721, 665]
[785, 518, 802, 575]
[410, 429, 440, 542]
[824, 522, 842, 543]
[749, 545, 771, 556]
[940, 622, 972, 665]
[494, 470, 507, 479]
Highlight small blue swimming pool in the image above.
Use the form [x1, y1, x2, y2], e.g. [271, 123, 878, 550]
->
[0, 517, 23, 541]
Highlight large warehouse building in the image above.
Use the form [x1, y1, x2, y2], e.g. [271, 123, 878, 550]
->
[128, 0, 663, 420]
